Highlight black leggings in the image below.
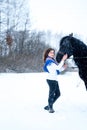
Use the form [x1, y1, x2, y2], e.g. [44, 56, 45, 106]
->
[47, 79, 61, 108]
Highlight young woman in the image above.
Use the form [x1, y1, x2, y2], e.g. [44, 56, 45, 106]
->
[43, 48, 67, 113]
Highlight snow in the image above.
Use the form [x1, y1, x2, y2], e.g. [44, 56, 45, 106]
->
[0, 72, 87, 130]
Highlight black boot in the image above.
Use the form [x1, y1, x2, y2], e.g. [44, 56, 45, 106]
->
[49, 104, 55, 113]
[44, 105, 49, 110]
[49, 108, 55, 113]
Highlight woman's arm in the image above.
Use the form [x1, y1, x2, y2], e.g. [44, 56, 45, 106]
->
[56, 54, 68, 70]
[46, 54, 68, 73]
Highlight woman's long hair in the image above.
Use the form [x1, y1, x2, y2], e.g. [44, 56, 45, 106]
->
[43, 48, 55, 62]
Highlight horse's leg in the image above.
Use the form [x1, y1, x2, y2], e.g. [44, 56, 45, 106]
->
[79, 71, 87, 91]
[84, 80, 87, 91]
[85, 83, 87, 91]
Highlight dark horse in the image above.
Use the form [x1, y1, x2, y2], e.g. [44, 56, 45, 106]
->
[56, 33, 87, 90]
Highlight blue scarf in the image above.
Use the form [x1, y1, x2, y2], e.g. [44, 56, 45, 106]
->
[43, 57, 60, 74]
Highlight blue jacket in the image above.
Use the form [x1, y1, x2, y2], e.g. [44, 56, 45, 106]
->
[43, 57, 60, 74]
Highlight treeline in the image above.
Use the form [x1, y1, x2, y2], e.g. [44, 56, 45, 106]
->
[0, 0, 63, 58]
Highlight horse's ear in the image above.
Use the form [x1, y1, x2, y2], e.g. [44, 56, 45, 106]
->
[69, 33, 73, 37]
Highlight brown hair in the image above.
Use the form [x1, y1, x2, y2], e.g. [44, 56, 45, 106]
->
[43, 48, 55, 62]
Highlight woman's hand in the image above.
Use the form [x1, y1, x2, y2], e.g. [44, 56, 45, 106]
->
[62, 54, 68, 61]
[63, 63, 67, 69]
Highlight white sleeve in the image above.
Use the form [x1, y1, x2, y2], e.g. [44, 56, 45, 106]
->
[47, 60, 64, 72]
[55, 60, 64, 70]
[59, 66, 65, 72]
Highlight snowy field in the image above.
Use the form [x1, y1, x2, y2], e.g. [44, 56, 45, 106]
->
[0, 72, 87, 130]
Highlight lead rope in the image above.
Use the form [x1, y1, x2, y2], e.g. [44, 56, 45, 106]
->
[69, 56, 87, 59]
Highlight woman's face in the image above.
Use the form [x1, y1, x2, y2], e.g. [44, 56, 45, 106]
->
[48, 50, 55, 58]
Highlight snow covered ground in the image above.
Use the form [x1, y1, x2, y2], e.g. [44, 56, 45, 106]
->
[0, 72, 87, 130]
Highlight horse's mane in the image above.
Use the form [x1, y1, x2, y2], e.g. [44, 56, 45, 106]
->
[60, 34, 87, 49]
[60, 34, 87, 57]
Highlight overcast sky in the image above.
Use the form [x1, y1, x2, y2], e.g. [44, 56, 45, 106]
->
[28, 0, 87, 39]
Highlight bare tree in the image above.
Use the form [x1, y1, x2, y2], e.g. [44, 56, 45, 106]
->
[0, 0, 30, 56]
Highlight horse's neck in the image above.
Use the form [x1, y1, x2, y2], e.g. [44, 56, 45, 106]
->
[72, 41, 87, 57]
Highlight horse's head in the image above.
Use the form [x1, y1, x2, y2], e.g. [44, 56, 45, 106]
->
[56, 33, 73, 62]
